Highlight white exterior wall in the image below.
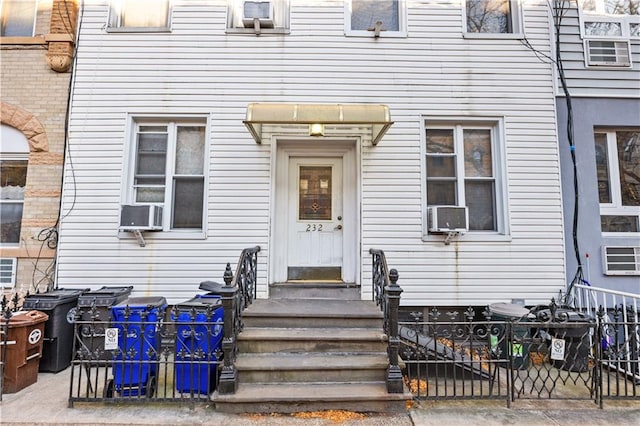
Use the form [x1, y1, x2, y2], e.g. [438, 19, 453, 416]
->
[57, 0, 565, 306]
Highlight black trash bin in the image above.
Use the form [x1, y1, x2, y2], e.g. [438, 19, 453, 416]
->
[22, 288, 87, 372]
[542, 309, 594, 373]
[172, 294, 224, 395]
[488, 303, 531, 369]
[76, 286, 133, 360]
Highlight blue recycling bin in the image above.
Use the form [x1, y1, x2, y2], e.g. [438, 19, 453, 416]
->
[105, 296, 167, 398]
[172, 294, 223, 394]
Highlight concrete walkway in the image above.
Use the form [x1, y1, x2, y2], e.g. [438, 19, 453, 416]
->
[1, 368, 638, 425]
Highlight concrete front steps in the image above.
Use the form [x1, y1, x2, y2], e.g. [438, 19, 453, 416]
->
[211, 284, 411, 413]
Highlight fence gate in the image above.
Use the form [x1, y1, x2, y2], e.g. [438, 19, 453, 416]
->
[510, 304, 597, 403]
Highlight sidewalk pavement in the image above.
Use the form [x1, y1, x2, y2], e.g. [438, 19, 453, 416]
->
[1, 368, 638, 425]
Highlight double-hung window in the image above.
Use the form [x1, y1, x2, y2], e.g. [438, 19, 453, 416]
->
[423, 120, 507, 237]
[595, 129, 640, 233]
[108, 0, 170, 31]
[0, 0, 37, 37]
[227, 0, 290, 34]
[579, 0, 639, 66]
[464, 0, 523, 36]
[127, 119, 207, 234]
[0, 124, 29, 246]
[346, 0, 406, 37]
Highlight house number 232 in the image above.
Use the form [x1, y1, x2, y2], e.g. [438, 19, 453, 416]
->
[306, 224, 323, 232]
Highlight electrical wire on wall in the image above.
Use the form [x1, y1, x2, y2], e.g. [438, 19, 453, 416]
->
[520, 1, 585, 303]
[27, 0, 83, 293]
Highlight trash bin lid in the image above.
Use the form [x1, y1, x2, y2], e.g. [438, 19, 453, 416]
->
[489, 303, 530, 319]
[115, 296, 167, 309]
[0, 310, 49, 327]
[23, 288, 88, 310]
[174, 295, 221, 311]
[77, 286, 133, 307]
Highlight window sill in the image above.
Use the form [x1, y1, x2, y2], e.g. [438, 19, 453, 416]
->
[118, 230, 206, 241]
[463, 32, 524, 40]
[345, 30, 407, 38]
[226, 28, 290, 35]
[106, 27, 171, 33]
[0, 36, 46, 45]
[422, 233, 512, 243]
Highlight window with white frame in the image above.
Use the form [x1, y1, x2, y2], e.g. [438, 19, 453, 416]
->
[346, 0, 406, 36]
[1, 124, 29, 246]
[580, 0, 639, 66]
[0, 0, 37, 37]
[227, 0, 290, 33]
[465, 0, 522, 35]
[108, 0, 170, 30]
[424, 120, 507, 235]
[0, 258, 17, 288]
[126, 119, 207, 232]
[594, 129, 640, 233]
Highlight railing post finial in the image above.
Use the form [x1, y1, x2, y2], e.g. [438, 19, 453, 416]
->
[223, 262, 233, 286]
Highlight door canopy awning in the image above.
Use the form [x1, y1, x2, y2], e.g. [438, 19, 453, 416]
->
[243, 103, 393, 145]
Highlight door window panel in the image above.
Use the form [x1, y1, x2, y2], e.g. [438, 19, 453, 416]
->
[299, 166, 332, 221]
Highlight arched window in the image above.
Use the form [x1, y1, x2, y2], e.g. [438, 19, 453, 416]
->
[1, 124, 29, 245]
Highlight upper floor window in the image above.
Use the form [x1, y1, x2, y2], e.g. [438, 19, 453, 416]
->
[465, 0, 522, 36]
[346, 0, 406, 37]
[0, 124, 29, 246]
[580, 1, 639, 66]
[125, 119, 207, 234]
[0, 0, 37, 37]
[108, 0, 170, 31]
[423, 119, 508, 238]
[595, 129, 640, 233]
[227, 0, 290, 34]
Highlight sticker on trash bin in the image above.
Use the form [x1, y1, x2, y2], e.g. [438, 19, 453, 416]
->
[104, 328, 118, 350]
[551, 337, 566, 360]
[28, 329, 42, 345]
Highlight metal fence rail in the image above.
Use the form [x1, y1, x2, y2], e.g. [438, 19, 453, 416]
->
[401, 301, 639, 407]
[68, 306, 223, 406]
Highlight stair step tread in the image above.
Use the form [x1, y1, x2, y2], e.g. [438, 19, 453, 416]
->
[239, 327, 387, 341]
[212, 382, 411, 403]
[245, 298, 383, 318]
[236, 353, 389, 370]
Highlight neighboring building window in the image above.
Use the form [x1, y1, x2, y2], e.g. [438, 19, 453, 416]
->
[0, 125, 29, 246]
[127, 120, 206, 232]
[346, 0, 406, 36]
[424, 120, 507, 234]
[595, 129, 640, 233]
[227, 0, 290, 33]
[108, 0, 170, 30]
[0, 258, 17, 288]
[465, 0, 522, 34]
[0, 0, 37, 37]
[580, 0, 639, 66]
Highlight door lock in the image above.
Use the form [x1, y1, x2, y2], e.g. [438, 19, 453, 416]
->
[337, 216, 342, 221]
[335, 225, 343, 230]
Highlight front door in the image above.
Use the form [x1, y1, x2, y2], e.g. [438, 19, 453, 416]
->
[287, 157, 343, 281]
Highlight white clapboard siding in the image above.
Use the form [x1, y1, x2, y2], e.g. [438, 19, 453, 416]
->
[57, 0, 564, 305]
[556, 3, 640, 97]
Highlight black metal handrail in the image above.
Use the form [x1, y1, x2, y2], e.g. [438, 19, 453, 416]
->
[369, 248, 404, 393]
[210, 246, 260, 394]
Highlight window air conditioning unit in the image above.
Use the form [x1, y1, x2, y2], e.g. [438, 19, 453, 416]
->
[428, 206, 469, 233]
[602, 246, 640, 275]
[119, 205, 163, 231]
[242, 1, 274, 28]
[586, 40, 631, 67]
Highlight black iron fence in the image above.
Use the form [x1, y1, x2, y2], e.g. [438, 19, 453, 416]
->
[401, 300, 639, 407]
[68, 301, 223, 405]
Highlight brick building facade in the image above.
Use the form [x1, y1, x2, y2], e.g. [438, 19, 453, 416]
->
[1, 0, 78, 294]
